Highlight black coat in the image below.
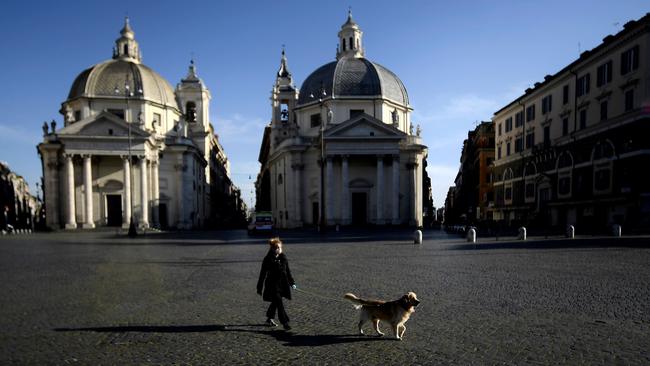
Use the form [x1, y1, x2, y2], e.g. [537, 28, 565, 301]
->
[257, 252, 295, 302]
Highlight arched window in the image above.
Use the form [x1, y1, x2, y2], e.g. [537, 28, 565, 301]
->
[524, 162, 537, 177]
[503, 168, 513, 181]
[349, 37, 354, 50]
[557, 152, 573, 170]
[186, 101, 197, 122]
[592, 140, 615, 161]
[123, 44, 128, 56]
[342, 39, 346, 51]
[556, 152, 574, 197]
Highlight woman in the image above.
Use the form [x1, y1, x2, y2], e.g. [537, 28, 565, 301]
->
[257, 237, 296, 330]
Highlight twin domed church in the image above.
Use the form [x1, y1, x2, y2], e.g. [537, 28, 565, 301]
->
[38, 18, 244, 230]
[257, 12, 429, 228]
[37, 12, 429, 230]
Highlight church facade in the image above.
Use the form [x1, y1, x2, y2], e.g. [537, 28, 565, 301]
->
[37, 18, 244, 230]
[257, 13, 428, 228]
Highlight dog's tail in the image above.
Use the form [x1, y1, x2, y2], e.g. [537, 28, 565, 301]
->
[344, 293, 384, 309]
[344, 293, 363, 310]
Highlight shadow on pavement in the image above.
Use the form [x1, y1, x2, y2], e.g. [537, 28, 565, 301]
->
[54, 324, 389, 346]
[447, 236, 650, 251]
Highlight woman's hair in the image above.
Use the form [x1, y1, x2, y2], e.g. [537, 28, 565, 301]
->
[269, 237, 283, 249]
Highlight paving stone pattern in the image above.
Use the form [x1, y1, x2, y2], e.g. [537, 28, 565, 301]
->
[0, 230, 648, 365]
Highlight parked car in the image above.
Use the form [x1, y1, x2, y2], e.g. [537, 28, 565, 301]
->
[247, 211, 273, 234]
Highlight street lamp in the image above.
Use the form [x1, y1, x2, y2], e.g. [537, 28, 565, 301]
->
[114, 75, 142, 237]
[310, 84, 328, 232]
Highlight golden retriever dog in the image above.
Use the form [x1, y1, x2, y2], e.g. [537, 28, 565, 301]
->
[344, 292, 420, 340]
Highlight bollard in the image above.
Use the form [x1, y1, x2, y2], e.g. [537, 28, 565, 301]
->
[414, 229, 422, 244]
[467, 228, 476, 243]
[518, 227, 527, 241]
[612, 224, 621, 237]
[566, 225, 575, 239]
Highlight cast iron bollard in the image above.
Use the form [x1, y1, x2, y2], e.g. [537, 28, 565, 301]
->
[566, 225, 575, 239]
[518, 227, 527, 241]
[467, 228, 476, 243]
[612, 224, 622, 237]
[414, 230, 422, 244]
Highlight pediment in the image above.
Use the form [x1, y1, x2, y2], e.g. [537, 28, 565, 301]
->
[57, 111, 149, 137]
[324, 113, 405, 139]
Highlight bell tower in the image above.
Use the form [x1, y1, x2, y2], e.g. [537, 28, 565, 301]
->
[270, 47, 298, 147]
[176, 59, 211, 133]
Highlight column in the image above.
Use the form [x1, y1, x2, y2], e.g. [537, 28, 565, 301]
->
[140, 157, 149, 228]
[151, 160, 159, 227]
[376, 156, 384, 224]
[392, 155, 400, 225]
[415, 156, 423, 227]
[82, 155, 95, 228]
[292, 163, 303, 226]
[122, 156, 131, 228]
[341, 155, 350, 225]
[64, 154, 76, 229]
[326, 157, 334, 225]
[175, 158, 186, 229]
[408, 160, 419, 226]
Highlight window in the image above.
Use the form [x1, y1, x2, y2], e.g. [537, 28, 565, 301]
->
[506, 142, 511, 156]
[594, 169, 611, 191]
[186, 101, 197, 122]
[525, 183, 535, 198]
[577, 74, 590, 97]
[600, 101, 608, 121]
[280, 103, 289, 122]
[525, 133, 535, 149]
[543, 126, 550, 146]
[277, 174, 283, 185]
[625, 89, 634, 111]
[563, 84, 569, 104]
[505, 187, 512, 200]
[621, 45, 639, 75]
[558, 177, 571, 196]
[349, 37, 353, 50]
[526, 105, 535, 122]
[310, 113, 322, 128]
[596, 60, 612, 87]
[515, 136, 523, 152]
[342, 38, 346, 51]
[515, 112, 524, 127]
[498, 123, 502, 136]
[506, 117, 513, 131]
[542, 95, 552, 114]
[562, 117, 569, 136]
[579, 109, 587, 129]
[350, 109, 364, 119]
[497, 145, 502, 159]
[74, 110, 81, 121]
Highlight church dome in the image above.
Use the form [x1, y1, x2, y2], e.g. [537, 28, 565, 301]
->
[67, 59, 179, 109]
[297, 57, 409, 106]
[65, 17, 179, 111]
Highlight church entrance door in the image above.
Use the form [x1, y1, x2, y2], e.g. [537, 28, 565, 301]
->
[106, 195, 122, 227]
[352, 192, 367, 226]
[159, 203, 168, 229]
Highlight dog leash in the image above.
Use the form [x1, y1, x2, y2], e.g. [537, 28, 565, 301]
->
[294, 287, 348, 304]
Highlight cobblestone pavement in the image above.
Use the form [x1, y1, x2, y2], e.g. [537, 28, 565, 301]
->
[0, 229, 649, 365]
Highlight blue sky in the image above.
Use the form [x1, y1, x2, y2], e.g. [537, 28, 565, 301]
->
[0, 0, 647, 209]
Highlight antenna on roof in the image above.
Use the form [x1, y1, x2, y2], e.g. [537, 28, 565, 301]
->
[578, 42, 581, 56]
